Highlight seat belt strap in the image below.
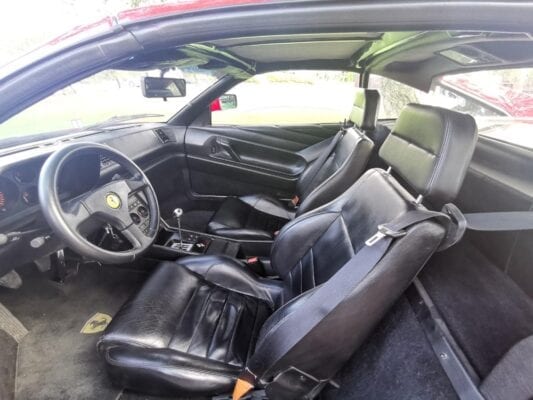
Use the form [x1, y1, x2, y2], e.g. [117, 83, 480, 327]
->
[297, 129, 346, 198]
[239, 208, 449, 390]
[463, 211, 533, 231]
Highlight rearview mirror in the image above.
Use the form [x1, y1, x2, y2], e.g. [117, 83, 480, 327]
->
[141, 77, 186, 98]
[210, 94, 238, 112]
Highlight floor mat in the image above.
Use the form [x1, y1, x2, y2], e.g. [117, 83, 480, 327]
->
[323, 297, 458, 400]
[420, 241, 533, 379]
[0, 263, 146, 400]
[0, 330, 18, 400]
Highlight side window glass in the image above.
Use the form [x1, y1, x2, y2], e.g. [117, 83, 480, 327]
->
[370, 69, 533, 149]
[368, 75, 425, 119]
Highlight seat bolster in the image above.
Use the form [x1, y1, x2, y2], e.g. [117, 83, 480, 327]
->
[207, 197, 251, 233]
[239, 194, 294, 220]
[349, 88, 380, 131]
[181, 255, 285, 308]
[103, 345, 240, 397]
[209, 228, 274, 240]
[271, 211, 341, 280]
[297, 133, 373, 215]
[207, 195, 293, 240]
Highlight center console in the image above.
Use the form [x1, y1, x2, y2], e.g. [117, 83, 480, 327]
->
[149, 212, 273, 262]
[157, 229, 242, 258]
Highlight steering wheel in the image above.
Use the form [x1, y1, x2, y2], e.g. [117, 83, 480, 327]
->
[38, 142, 160, 264]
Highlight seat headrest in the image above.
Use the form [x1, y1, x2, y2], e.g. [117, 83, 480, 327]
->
[349, 89, 380, 131]
[379, 103, 477, 206]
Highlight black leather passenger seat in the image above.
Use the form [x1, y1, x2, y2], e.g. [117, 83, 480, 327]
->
[206, 88, 381, 240]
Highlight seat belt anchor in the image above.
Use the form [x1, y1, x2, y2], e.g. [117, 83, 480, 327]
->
[365, 224, 406, 246]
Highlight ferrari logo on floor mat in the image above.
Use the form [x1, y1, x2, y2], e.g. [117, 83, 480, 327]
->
[80, 313, 112, 334]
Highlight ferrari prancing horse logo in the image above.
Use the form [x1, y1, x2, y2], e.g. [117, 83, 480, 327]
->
[80, 313, 112, 334]
[105, 192, 121, 209]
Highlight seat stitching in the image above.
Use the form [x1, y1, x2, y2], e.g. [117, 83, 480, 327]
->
[426, 114, 452, 195]
[298, 260, 303, 294]
[193, 266, 274, 307]
[245, 300, 261, 361]
[301, 136, 366, 206]
[389, 131, 438, 157]
[225, 295, 246, 364]
[282, 213, 343, 281]
[186, 286, 215, 354]
[309, 248, 316, 288]
[206, 290, 230, 360]
[105, 350, 239, 378]
[339, 216, 356, 257]
[169, 283, 201, 348]
[271, 210, 341, 262]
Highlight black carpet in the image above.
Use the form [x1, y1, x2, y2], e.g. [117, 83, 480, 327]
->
[420, 241, 533, 379]
[0, 263, 146, 400]
[323, 297, 458, 400]
[118, 389, 209, 400]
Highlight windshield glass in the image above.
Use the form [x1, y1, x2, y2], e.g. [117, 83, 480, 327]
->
[0, 68, 219, 144]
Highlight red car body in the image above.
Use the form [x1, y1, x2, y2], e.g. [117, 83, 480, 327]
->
[441, 75, 533, 118]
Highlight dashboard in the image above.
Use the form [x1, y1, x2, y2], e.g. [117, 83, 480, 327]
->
[0, 123, 186, 276]
[0, 155, 100, 222]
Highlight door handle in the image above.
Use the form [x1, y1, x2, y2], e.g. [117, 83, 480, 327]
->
[214, 138, 241, 162]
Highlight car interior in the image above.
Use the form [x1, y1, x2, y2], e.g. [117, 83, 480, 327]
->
[1, 12, 533, 400]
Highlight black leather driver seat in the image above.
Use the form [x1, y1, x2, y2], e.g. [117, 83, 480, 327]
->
[99, 104, 477, 399]
[206, 89, 380, 240]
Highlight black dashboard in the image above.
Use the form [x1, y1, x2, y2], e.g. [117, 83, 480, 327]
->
[0, 155, 100, 221]
[0, 123, 187, 276]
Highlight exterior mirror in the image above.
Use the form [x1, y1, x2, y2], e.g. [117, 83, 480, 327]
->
[210, 94, 238, 112]
[141, 77, 186, 98]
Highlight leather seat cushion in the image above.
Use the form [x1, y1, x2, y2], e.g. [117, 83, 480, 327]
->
[207, 195, 294, 240]
[98, 261, 273, 396]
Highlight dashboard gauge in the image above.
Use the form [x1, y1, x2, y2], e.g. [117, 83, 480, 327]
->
[0, 177, 19, 213]
[22, 186, 39, 206]
[13, 166, 36, 184]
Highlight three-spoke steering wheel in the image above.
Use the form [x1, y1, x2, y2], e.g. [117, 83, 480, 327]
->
[39, 143, 160, 264]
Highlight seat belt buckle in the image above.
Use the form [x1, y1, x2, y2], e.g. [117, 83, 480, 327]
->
[291, 195, 299, 206]
[287, 195, 300, 209]
[365, 224, 406, 246]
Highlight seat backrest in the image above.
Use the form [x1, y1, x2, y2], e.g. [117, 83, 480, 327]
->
[248, 104, 477, 397]
[349, 88, 381, 131]
[295, 89, 381, 215]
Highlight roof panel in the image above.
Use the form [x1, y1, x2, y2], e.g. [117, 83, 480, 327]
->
[228, 40, 368, 62]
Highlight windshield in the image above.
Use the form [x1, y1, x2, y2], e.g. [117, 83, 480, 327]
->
[0, 68, 219, 145]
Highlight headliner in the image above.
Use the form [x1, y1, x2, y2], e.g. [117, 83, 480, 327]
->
[120, 30, 533, 91]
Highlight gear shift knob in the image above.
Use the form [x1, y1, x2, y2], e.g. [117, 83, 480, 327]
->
[173, 208, 184, 219]
[172, 208, 184, 250]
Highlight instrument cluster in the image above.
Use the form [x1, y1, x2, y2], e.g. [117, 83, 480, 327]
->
[0, 163, 40, 217]
[0, 153, 100, 221]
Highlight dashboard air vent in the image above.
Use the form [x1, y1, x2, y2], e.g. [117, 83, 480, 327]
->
[154, 129, 171, 144]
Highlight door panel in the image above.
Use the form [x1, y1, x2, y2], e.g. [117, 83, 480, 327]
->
[185, 124, 340, 197]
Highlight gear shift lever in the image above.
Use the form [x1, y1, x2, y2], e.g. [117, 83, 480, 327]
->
[172, 208, 184, 249]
